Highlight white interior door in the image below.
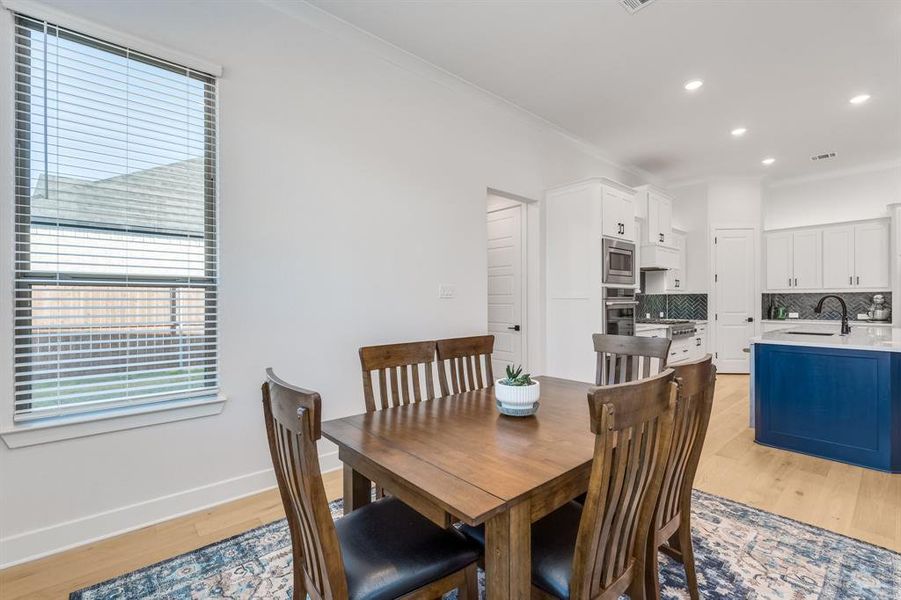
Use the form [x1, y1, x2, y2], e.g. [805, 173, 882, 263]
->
[487, 204, 523, 377]
[714, 229, 755, 373]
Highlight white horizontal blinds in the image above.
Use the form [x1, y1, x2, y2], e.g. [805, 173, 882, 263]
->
[13, 15, 218, 421]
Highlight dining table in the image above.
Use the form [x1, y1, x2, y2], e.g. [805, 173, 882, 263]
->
[321, 376, 597, 600]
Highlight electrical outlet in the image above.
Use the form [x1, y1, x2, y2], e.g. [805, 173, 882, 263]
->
[645, 313, 651, 319]
[857, 313, 869, 320]
[438, 284, 456, 299]
[659, 311, 665, 318]
[788, 312, 799, 319]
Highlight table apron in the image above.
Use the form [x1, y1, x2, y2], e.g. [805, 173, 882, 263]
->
[337, 447, 455, 528]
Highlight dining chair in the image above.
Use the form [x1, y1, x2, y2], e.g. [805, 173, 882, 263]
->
[645, 355, 716, 600]
[593, 333, 671, 386]
[459, 369, 677, 600]
[436, 334, 495, 396]
[359, 341, 438, 411]
[261, 369, 479, 600]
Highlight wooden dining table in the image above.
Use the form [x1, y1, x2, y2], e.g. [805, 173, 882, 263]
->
[321, 376, 596, 600]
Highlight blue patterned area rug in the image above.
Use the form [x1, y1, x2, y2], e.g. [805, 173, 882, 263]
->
[70, 490, 900, 599]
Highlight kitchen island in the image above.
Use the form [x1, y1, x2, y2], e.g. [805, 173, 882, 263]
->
[751, 324, 901, 472]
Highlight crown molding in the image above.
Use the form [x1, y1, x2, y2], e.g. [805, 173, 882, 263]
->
[260, 0, 658, 184]
[766, 158, 901, 188]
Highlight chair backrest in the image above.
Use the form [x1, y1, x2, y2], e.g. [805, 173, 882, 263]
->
[262, 369, 347, 600]
[571, 369, 677, 600]
[593, 333, 671, 386]
[359, 341, 437, 411]
[436, 335, 495, 396]
[653, 355, 716, 536]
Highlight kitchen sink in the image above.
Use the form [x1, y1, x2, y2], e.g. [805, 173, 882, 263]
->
[784, 331, 835, 336]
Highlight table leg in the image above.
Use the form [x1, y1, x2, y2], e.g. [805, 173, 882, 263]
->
[485, 498, 531, 599]
[343, 464, 372, 515]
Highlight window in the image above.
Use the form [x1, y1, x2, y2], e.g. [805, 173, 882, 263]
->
[13, 15, 218, 421]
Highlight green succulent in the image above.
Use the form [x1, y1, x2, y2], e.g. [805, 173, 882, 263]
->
[500, 364, 534, 386]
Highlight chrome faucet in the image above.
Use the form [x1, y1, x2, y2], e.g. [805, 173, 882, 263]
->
[814, 295, 851, 335]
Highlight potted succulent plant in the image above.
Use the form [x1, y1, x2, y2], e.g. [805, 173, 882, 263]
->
[494, 365, 540, 416]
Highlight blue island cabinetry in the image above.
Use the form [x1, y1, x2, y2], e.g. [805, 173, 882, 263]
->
[753, 340, 901, 473]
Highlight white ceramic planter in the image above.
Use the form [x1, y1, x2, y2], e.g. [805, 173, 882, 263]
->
[494, 380, 540, 407]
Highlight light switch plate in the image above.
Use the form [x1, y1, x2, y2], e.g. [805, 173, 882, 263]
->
[438, 284, 456, 299]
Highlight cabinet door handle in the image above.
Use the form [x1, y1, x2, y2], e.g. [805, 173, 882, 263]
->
[788, 277, 792, 287]
[794, 278, 798, 286]
[659, 233, 664, 242]
[857, 276, 860, 285]
[850, 276, 853, 285]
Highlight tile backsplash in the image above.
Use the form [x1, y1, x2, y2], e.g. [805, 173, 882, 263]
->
[638, 293, 708, 321]
[762, 292, 892, 322]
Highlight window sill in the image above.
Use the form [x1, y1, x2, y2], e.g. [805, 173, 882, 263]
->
[0, 393, 227, 448]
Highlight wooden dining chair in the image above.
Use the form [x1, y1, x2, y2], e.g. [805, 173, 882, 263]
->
[459, 370, 677, 600]
[261, 369, 479, 600]
[359, 341, 438, 412]
[593, 333, 671, 386]
[436, 334, 495, 396]
[645, 355, 716, 600]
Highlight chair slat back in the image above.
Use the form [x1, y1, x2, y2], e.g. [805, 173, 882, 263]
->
[359, 341, 437, 411]
[572, 369, 677, 600]
[654, 355, 716, 533]
[262, 369, 347, 600]
[593, 333, 671, 386]
[436, 335, 495, 396]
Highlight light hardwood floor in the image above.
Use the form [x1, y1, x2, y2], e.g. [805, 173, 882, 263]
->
[1, 375, 899, 599]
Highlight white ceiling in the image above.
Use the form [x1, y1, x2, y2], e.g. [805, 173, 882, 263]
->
[309, 0, 901, 184]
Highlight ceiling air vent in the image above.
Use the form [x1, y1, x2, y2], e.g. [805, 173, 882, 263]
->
[620, 0, 658, 14]
[810, 152, 837, 162]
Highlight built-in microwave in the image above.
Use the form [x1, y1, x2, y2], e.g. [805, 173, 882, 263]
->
[602, 238, 636, 286]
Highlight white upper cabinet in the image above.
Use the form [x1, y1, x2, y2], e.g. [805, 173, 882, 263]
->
[765, 232, 794, 290]
[854, 221, 890, 288]
[822, 226, 854, 289]
[765, 230, 821, 290]
[765, 219, 889, 292]
[601, 185, 636, 241]
[637, 186, 673, 246]
[791, 230, 822, 289]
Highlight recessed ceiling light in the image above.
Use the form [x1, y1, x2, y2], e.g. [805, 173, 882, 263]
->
[731, 127, 748, 137]
[761, 157, 776, 166]
[849, 93, 871, 105]
[684, 79, 704, 91]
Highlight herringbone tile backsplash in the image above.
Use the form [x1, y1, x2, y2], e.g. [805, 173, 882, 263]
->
[638, 294, 708, 320]
[762, 292, 892, 322]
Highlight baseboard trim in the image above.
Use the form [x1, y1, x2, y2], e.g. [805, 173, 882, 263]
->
[0, 450, 340, 569]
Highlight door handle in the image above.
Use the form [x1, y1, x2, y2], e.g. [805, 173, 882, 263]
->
[794, 278, 797, 286]
[746, 317, 754, 322]
[856, 276, 860, 285]
[508, 325, 521, 331]
[788, 277, 791, 287]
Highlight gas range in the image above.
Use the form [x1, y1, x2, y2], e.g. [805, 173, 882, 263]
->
[636, 319, 697, 339]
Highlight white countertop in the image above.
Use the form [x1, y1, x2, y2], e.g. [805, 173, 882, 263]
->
[751, 323, 901, 352]
[762, 319, 892, 327]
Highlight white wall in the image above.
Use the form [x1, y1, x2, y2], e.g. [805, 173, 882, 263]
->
[764, 164, 901, 230]
[669, 182, 708, 293]
[0, 2, 647, 565]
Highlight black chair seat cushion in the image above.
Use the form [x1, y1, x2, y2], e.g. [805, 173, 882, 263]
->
[459, 500, 582, 600]
[336, 497, 480, 600]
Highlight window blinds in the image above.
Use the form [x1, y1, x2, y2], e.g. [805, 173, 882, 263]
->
[13, 15, 219, 421]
